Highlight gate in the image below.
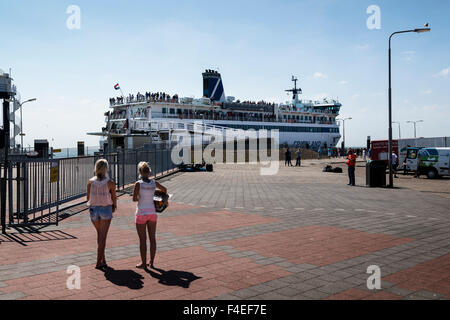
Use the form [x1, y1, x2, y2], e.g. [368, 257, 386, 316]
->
[7, 158, 61, 227]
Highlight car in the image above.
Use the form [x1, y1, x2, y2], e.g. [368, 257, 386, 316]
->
[417, 148, 450, 179]
[402, 147, 422, 174]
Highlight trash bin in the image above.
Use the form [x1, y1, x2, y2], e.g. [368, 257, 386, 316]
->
[366, 160, 387, 188]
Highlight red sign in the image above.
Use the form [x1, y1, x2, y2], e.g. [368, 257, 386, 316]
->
[371, 140, 399, 162]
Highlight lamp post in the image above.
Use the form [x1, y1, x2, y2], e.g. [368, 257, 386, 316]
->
[337, 117, 352, 151]
[18, 98, 37, 154]
[406, 120, 424, 138]
[393, 121, 401, 139]
[388, 26, 430, 188]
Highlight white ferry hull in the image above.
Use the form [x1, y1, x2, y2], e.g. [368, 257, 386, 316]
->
[202, 120, 341, 148]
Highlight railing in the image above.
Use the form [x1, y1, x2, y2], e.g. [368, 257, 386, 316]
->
[2, 148, 177, 231]
[110, 97, 180, 106]
[9, 146, 101, 158]
[142, 119, 252, 141]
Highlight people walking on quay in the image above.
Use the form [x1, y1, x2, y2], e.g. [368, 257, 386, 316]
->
[295, 148, 302, 167]
[285, 148, 293, 167]
[346, 149, 356, 186]
[133, 162, 167, 269]
[363, 148, 367, 162]
[318, 147, 322, 160]
[87, 159, 117, 270]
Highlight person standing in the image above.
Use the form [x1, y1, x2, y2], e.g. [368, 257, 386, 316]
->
[296, 149, 302, 167]
[392, 152, 399, 178]
[285, 148, 293, 167]
[133, 162, 167, 269]
[87, 159, 117, 270]
[363, 149, 367, 162]
[346, 149, 357, 186]
[318, 147, 322, 160]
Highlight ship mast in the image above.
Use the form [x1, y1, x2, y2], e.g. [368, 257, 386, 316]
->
[285, 75, 302, 105]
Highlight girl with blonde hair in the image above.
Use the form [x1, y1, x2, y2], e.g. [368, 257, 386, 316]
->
[87, 159, 117, 270]
[133, 161, 167, 269]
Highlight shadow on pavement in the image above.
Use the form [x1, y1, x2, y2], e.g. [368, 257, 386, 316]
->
[104, 267, 144, 290]
[146, 267, 201, 288]
[0, 230, 77, 246]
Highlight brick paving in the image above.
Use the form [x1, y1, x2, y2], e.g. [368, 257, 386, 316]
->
[0, 159, 449, 300]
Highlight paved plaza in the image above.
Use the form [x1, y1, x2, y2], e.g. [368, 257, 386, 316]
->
[1, 159, 450, 300]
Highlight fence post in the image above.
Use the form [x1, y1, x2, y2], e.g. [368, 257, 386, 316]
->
[135, 151, 138, 181]
[8, 163, 13, 225]
[122, 150, 125, 189]
[56, 159, 60, 226]
[160, 147, 163, 177]
[0, 164, 6, 234]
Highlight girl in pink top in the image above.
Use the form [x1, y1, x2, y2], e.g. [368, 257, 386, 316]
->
[87, 159, 117, 270]
[133, 162, 167, 269]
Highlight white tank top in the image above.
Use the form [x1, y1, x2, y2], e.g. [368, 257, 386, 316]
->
[136, 179, 156, 216]
[88, 177, 113, 207]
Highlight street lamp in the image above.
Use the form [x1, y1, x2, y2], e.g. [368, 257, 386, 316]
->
[336, 117, 352, 151]
[388, 25, 430, 188]
[18, 98, 37, 153]
[406, 120, 424, 138]
[393, 121, 401, 139]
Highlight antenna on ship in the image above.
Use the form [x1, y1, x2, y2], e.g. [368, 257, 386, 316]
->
[285, 75, 302, 103]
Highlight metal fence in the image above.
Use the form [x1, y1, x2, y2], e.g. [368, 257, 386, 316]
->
[1, 148, 177, 231]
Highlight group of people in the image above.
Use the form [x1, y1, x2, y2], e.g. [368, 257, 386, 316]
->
[109, 92, 180, 106]
[283, 147, 366, 187]
[168, 109, 277, 123]
[87, 159, 167, 270]
[236, 100, 277, 107]
[285, 148, 303, 167]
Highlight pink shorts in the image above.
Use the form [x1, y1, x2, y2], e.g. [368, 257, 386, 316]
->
[135, 214, 158, 225]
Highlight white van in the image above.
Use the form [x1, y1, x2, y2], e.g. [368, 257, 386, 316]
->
[418, 148, 450, 179]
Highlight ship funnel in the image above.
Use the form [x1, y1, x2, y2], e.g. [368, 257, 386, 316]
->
[202, 70, 226, 103]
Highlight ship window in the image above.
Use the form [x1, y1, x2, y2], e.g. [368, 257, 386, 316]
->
[162, 108, 167, 114]
[170, 108, 175, 114]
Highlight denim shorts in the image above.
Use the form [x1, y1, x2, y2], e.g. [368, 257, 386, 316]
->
[89, 206, 113, 222]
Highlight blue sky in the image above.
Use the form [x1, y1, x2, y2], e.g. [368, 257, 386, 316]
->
[0, 0, 449, 148]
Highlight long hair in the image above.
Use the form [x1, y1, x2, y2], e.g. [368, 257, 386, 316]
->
[95, 159, 109, 180]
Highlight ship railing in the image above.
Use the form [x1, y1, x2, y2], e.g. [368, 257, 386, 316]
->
[109, 97, 180, 107]
[146, 119, 252, 142]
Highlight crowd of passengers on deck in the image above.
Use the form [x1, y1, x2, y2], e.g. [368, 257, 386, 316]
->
[109, 91, 279, 108]
[110, 92, 180, 106]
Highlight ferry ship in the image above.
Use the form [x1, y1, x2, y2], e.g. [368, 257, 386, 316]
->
[88, 70, 342, 151]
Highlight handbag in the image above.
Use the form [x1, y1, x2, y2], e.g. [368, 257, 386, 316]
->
[154, 190, 169, 213]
